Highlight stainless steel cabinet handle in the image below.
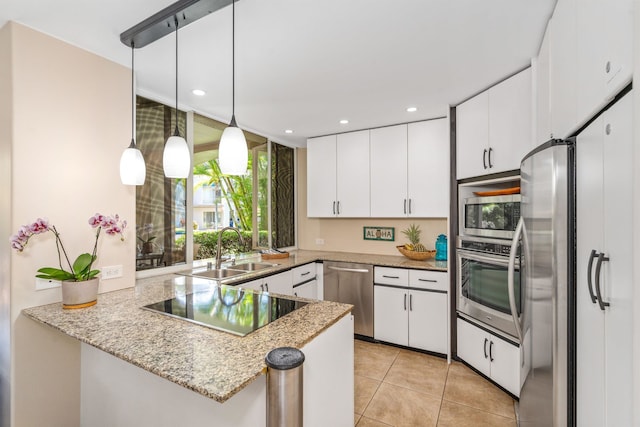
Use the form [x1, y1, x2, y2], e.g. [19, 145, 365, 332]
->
[328, 266, 370, 273]
[488, 147, 493, 168]
[404, 294, 407, 311]
[484, 338, 488, 359]
[260, 284, 264, 291]
[382, 275, 400, 279]
[409, 294, 413, 311]
[408, 199, 412, 214]
[404, 199, 407, 214]
[301, 271, 311, 276]
[483, 149, 488, 169]
[337, 201, 340, 215]
[418, 278, 437, 283]
[594, 252, 610, 310]
[294, 292, 298, 297]
[587, 249, 598, 303]
[489, 341, 494, 362]
[332, 201, 336, 215]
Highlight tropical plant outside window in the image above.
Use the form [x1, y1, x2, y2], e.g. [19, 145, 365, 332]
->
[135, 97, 295, 271]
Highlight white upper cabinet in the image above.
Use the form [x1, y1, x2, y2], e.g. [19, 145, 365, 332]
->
[456, 91, 489, 180]
[456, 68, 532, 180]
[370, 119, 449, 217]
[549, 0, 632, 139]
[306, 131, 370, 217]
[307, 135, 337, 217]
[407, 119, 449, 217]
[370, 125, 408, 217]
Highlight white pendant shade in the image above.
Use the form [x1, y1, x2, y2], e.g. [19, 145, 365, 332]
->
[120, 145, 146, 185]
[219, 125, 248, 175]
[163, 135, 191, 178]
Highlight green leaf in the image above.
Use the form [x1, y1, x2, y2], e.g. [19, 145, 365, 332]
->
[36, 268, 75, 281]
[72, 253, 96, 277]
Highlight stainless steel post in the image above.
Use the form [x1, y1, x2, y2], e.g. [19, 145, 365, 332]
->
[265, 347, 305, 427]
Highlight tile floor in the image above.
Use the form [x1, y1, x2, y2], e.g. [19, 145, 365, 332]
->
[354, 339, 517, 427]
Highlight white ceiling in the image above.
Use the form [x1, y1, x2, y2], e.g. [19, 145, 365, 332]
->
[1, 0, 556, 147]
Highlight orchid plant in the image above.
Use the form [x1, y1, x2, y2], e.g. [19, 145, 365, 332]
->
[10, 213, 126, 282]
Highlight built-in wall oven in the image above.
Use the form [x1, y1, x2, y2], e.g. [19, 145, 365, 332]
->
[456, 234, 522, 341]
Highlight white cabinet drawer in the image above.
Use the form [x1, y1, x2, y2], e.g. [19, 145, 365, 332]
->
[291, 263, 316, 285]
[409, 270, 447, 292]
[374, 267, 408, 287]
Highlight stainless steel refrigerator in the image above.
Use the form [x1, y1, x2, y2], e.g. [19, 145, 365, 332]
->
[516, 139, 576, 426]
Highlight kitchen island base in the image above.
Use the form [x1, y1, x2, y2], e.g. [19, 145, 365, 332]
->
[80, 314, 354, 427]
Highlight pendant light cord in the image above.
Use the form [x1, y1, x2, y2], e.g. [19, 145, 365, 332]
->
[232, 0, 235, 119]
[131, 43, 135, 146]
[174, 15, 180, 136]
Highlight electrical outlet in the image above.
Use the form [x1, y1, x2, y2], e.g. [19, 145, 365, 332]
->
[36, 278, 61, 291]
[102, 265, 123, 280]
[315, 238, 325, 245]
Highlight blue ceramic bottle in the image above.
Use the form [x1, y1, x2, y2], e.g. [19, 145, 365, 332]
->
[435, 234, 447, 261]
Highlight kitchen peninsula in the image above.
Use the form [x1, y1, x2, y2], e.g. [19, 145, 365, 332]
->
[22, 272, 354, 427]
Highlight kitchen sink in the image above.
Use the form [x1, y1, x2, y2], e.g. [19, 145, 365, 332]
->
[188, 268, 246, 279]
[231, 262, 278, 272]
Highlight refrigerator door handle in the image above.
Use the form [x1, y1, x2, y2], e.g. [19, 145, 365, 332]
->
[594, 252, 610, 310]
[587, 249, 598, 304]
[508, 217, 524, 344]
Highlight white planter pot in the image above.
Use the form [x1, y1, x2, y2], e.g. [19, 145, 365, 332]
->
[61, 278, 99, 309]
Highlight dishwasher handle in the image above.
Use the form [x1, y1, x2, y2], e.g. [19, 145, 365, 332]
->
[327, 266, 370, 273]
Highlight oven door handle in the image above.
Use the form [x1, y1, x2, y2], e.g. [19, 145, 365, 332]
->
[508, 217, 524, 345]
[456, 249, 513, 268]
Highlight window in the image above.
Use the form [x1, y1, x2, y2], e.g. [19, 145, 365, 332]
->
[135, 97, 296, 271]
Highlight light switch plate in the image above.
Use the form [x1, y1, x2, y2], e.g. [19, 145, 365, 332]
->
[35, 278, 61, 290]
[102, 265, 123, 280]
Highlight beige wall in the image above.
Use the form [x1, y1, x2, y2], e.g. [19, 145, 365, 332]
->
[5, 22, 137, 426]
[297, 148, 448, 255]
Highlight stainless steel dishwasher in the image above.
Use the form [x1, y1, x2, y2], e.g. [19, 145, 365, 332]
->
[323, 261, 373, 337]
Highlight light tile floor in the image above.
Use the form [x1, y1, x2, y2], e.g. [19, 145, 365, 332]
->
[354, 339, 517, 427]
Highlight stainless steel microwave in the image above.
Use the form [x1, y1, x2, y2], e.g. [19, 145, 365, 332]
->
[462, 194, 521, 239]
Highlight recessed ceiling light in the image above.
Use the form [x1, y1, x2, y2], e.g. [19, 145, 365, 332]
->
[192, 89, 206, 96]
[285, 129, 294, 134]
[406, 107, 418, 112]
[339, 119, 349, 124]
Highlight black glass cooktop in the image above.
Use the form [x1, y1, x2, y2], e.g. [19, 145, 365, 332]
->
[142, 286, 308, 336]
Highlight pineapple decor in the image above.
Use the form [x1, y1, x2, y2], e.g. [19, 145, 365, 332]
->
[397, 223, 435, 260]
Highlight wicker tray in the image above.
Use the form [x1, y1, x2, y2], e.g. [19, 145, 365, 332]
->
[396, 245, 436, 261]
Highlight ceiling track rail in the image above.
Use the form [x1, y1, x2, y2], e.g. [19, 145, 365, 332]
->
[120, 0, 234, 48]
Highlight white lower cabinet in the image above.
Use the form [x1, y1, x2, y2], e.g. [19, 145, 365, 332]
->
[239, 277, 263, 292]
[456, 318, 520, 396]
[373, 267, 448, 355]
[262, 270, 293, 295]
[294, 279, 318, 299]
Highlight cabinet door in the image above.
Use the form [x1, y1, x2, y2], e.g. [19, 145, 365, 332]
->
[370, 125, 408, 217]
[488, 335, 520, 396]
[336, 130, 370, 217]
[408, 290, 447, 354]
[307, 135, 337, 217]
[407, 119, 449, 217]
[239, 277, 264, 292]
[293, 279, 318, 300]
[488, 68, 532, 174]
[292, 263, 316, 285]
[456, 91, 489, 180]
[374, 286, 408, 346]
[601, 93, 633, 426]
[263, 270, 293, 296]
[549, 0, 578, 138]
[456, 318, 490, 378]
[602, 0, 633, 97]
[576, 114, 606, 427]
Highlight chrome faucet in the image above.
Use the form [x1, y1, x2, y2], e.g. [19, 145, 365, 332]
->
[215, 227, 244, 269]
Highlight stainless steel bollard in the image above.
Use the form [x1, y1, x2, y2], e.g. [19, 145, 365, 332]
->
[265, 347, 305, 427]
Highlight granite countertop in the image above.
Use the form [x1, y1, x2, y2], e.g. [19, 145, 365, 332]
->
[179, 249, 448, 287]
[22, 275, 352, 403]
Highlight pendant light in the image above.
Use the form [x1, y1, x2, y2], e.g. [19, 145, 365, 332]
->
[119, 43, 146, 185]
[162, 15, 191, 179]
[218, 0, 248, 175]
